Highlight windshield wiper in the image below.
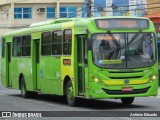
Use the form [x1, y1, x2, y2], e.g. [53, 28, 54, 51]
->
[107, 31, 120, 59]
[107, 31, 119, 48]
[127, 32, 140, 46]
[107, 32, 141, 59]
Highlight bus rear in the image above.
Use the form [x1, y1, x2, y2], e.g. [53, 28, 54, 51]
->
[84, 17, 158, 104]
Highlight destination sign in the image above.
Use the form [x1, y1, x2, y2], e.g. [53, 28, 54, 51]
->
[95, 18, 149, 29]
[96, 35, 120, 40]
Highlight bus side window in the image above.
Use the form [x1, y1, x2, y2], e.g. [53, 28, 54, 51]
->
[52, 30, 62, 55]
[41, 32, 52, 56]
[2, 38, 5, 58]
[63, 29, 72, 55]
[22, 35, 31, 56]
[13, 36, 22, 57]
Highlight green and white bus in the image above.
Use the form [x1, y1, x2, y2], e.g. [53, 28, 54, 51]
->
[1, 17, 158, 106]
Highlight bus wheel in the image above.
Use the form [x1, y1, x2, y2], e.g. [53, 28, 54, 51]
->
[30, 91, 38, 98]
[66, 81, 77, 106]
[121, 97, 134, 105]
[20, 77, 30, 98]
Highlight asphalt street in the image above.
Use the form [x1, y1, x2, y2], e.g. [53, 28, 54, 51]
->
[0, 81, 160, 120]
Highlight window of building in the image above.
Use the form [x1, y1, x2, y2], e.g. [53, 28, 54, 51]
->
[14, 8, 32, 19]
[63, 29, 72, 55]
[52, 31, 62, 55]
[22, 35, 31, 56]
[42, 32, 52, 55]
[47, 7, 55, 18]
[60, 7, 77, 18]
[12, 36, 22, 57]
[2, 38, 5, 58]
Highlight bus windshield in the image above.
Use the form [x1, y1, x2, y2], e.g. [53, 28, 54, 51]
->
[92, 33, 156, 69]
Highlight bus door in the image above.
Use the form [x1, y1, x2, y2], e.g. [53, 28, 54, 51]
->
[33, 39, 41, 90]
[7, 42, 12, 87]
[77, 35, 87, 95]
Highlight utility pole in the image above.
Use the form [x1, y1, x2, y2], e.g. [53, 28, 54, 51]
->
[87, 0, 92, 18]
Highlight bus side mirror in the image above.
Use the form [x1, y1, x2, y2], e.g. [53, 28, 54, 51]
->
[87, 38, 92, 50]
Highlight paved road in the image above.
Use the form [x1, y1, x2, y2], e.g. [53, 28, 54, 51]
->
[0, 81, 160, 120]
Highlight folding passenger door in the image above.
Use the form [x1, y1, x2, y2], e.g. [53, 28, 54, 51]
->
[77, 35, 87, 95]
[7, 42, 12, 87]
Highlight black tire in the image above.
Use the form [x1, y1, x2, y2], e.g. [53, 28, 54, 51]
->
[121, 97, 134, 105]
[20, 77, 30, 98]
[30, 91, 38, 98]
[66, 81, 78, 106]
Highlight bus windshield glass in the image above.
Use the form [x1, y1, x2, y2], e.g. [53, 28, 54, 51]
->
[92, 33, 156, 69]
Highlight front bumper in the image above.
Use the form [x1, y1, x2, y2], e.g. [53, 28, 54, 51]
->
[87, 79, 158, 99]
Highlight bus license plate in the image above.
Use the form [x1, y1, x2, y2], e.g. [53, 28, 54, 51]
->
[122, 87, 133, 92]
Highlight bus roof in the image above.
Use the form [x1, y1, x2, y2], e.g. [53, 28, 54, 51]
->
[2, 16, 150, 37]
[29, 18, 81, 28]
[29, 16, 149, 28]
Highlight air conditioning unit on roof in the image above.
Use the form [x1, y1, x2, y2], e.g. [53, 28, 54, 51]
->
[1, 9, 7, 14]
[37, 8, 45, 13]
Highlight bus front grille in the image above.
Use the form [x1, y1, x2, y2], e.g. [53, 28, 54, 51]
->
[107, 70, 144, 79]
[108, 76, 143, 79]
[102, 87, 150, 95]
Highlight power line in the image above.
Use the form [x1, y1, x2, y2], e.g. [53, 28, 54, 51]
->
[88, 2, 160, 9]
[93, 6, 160, 12]
[1, 4, 159, 24]
[0, 2, 160, 29]
[1, 2, 159, 16]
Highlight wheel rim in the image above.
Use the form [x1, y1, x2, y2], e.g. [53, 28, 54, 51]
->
[67, 86, 74, 103]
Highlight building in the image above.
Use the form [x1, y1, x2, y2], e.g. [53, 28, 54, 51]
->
[145, 0, 160, 61]
[0, 0, 84, 37]
[145, 0, 160, 40]
[1, 0, 159, 37]
[146, 0, 160, 15]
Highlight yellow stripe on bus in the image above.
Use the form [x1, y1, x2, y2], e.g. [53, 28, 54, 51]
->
[62, 22, 74, 28]
[102, 79, 149, 85]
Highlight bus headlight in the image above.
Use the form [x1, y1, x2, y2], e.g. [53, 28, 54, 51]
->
[92, 76, 105, 85]
[152, 75, 156, 80]
[92, 76, 99, 82]
[94, 78, 99, 82]
[148, 74, 157, 83]
[149, 74, 157, 80]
